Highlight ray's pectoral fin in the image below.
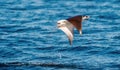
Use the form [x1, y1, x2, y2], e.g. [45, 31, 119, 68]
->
[67, 15, 83, 36]
[58, 27, 73, 45]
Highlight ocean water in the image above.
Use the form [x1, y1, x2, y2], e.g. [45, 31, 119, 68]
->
[0, 0, 120, 70]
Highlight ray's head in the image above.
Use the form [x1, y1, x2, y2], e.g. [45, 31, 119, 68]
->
[82, 15, 90, 20]
[57, 20, 68, 28]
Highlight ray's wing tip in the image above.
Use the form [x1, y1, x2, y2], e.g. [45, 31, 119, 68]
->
[79, 31, 82, 35]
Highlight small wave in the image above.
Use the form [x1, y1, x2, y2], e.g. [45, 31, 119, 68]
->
[0, 25, 20, 29]
[57, 46, 93, 52]
[8, 5, 45, 11]
[108, 50, 120, 55]
[104, 63, 120, 69]
[36, 47, 56, 51]
[8, 7, 27, 11]
[0, 62, 85, 69]
[98, 14, 119, 20]
[113, 36, 120, 40]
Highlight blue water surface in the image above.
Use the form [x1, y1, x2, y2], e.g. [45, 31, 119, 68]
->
[0, 0, 120, 70]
